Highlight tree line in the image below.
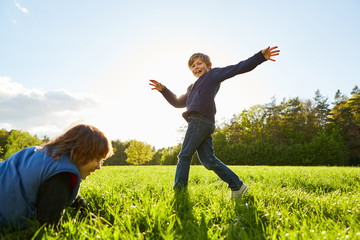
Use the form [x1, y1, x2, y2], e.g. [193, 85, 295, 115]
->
[1, 86, 359, 166]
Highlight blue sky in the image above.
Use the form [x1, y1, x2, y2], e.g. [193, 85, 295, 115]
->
[1, 0, 359, 149]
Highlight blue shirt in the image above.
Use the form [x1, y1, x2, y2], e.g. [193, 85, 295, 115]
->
[161, 51, 267, 122]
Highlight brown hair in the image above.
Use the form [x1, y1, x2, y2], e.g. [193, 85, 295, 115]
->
[41, 124, 113, 165]
[188, 53, 212, 68]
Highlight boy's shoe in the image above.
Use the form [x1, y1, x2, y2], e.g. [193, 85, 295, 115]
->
[231, 184, 249, 200]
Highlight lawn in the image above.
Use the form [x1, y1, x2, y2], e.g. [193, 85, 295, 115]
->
[2, 166, 359, 239]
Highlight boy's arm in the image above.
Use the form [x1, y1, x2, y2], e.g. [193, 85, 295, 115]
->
[37, 172, 107, 226]
[216, 46, 280, 82]
[216, 51, 266, 82]
[36, 172, 72, 226]
[149, 80, 187, 108]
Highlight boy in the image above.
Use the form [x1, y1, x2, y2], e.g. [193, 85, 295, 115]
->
[149, 46, 279, 199]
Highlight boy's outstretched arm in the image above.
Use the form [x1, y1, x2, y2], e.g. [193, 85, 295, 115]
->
[262, 46, 280, 62]
[149, 80, 165, 91]
[149, 79, 187, 108]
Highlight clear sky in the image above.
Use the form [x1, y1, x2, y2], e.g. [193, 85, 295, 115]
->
[1, 0, 359, 149]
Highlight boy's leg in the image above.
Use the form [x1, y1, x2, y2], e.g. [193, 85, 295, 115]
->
[174, 115, 213, 190]
[197, 133, 243, 191]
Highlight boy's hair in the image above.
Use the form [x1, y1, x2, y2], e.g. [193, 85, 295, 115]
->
[188, 53, 212, 68]
[41, 124, 113, 165]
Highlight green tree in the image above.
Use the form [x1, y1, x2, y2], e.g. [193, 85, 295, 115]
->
[42, 135, 50, 143]
[350, 85, 359, 95]
[264, 96, 284, 145]
[329, 89, 360, 165]
[306, 128, 347, 166]
[313, 89, 330, 129]
[0, 129, 9, 160]
[161, 144, 181, 165]
[279, 97, 308, 144]
[222, 105, 267, 145]
[105, 140, 130, 165]
[348, 90, 360, 124]
[147, 148, 163, 165]
[328, 90, 358, 128]
[4, 130, 42, 159]
[125, 140, 155, 165]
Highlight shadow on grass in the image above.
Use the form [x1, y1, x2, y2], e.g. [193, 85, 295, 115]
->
[226, 195, 268, 240]
[171, 191, 268, 240]
[171, 189, 208, 240]
[0, 221, 46, 240]
[0, 207, 98, 240]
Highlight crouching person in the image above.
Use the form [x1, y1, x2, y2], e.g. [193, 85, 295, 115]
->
[0, 124, 113, 229]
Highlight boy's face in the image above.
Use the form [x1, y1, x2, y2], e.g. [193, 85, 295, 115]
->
[189, 58, 211, 78]
[77, 158, 103, 180]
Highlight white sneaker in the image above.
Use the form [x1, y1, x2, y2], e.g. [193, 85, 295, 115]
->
[231, 184, 249, 200]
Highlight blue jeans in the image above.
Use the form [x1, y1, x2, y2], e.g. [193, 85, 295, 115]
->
[174, 113, 243, 191]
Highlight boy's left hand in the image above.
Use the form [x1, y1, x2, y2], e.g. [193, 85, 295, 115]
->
[262, 46, 280, 62]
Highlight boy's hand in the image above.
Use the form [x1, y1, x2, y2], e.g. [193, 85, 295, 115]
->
[149, 80, 165, 91]
[262, 46, 280, 62]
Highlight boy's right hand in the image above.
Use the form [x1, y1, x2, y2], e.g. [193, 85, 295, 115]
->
[149, 80, 165, 91]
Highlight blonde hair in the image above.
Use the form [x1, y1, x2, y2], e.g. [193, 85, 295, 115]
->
[188, 53, 212, 68]
[41, 124, 113, 165]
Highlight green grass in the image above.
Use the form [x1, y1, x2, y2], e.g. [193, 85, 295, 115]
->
[2, 166, 360, 239]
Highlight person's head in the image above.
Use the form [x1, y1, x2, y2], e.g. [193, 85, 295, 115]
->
[42, 124, 114, 179]
[188, 53, 212, 78]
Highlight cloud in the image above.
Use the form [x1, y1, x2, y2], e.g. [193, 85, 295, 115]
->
[15, 2, 29, 14]
[0, 77, 97, 138]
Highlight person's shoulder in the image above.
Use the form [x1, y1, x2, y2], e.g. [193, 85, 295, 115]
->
[200, 68, 218, 77]
[209, 67, 220, 72]
[202, 68, 222, 79]
[13, 146, 38, 157]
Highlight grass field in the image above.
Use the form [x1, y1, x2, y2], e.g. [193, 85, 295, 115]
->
[2, 166, 360, 239]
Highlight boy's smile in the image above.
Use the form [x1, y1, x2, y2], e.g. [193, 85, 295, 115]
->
[189, 58, 211, 78]
[77, 158, 103, 180]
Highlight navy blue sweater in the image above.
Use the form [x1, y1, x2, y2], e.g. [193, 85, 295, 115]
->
[160, 51, 267, 123]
